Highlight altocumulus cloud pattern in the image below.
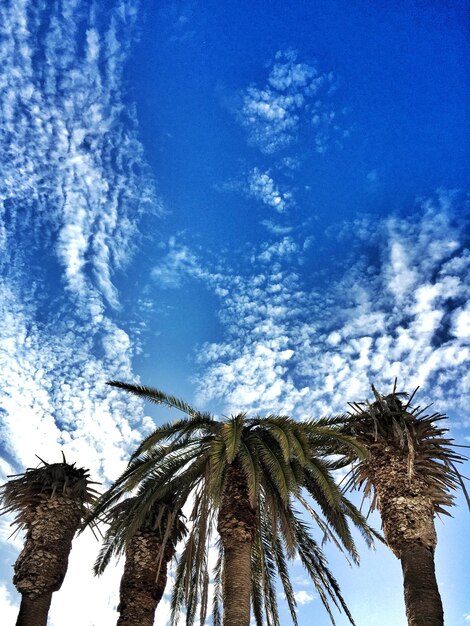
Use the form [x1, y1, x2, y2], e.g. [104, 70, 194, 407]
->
[0, 0, 157, 479]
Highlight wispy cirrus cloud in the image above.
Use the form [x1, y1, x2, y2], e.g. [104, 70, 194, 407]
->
[0, 0, 158, 478]
[0, 3, 160, 621]
[0, 0, 159, 310]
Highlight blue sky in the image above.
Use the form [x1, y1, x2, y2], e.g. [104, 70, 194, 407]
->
[0, 1, 469, 625]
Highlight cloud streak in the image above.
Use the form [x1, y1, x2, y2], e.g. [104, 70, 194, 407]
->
[0, 3, 159, 622]
[0, 0, 158, 477]
[0, 0, 158, 309]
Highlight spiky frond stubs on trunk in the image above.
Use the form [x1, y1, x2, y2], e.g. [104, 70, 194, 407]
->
[345, 386, 468, 553]
[0, 459, 98, 626]
[117, 529, 176, 626]
[13, 495, 84, 597]
[344, 385, 469, 626]
[1, 459, 98, 531]
[90, 496, 186, 626]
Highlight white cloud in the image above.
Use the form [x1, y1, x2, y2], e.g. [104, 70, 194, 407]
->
[151, 237, 209, 288]
[0, 0, 159, 312]
[0, 281, 150, 479]
[261, 220, 294, 235]
[294, 589, 316, 605]
[248, 168, 294, 212]
[195, 191, 470, 421]
[452, 304, 470, 338]
[238, 49, 344, 155]
[0, 4, 163, 622]
[258, 237, 298, 263]
[387, 241, 418, 302]
[48, 531, 123, 626]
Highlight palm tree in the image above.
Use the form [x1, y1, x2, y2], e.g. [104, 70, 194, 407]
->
[0, 455, 98, 626]
[91, 496, 186, 626]
[90, 381, 379, 626]
[343, 384, 469, 626]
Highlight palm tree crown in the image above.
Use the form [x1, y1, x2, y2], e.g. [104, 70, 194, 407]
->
[0, 455, 98, 626]
[345, 384, 469, 522]
[89, 381, 379, 626]
[342, 384, 469, 626]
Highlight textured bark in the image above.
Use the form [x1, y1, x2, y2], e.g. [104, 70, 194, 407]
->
[16, 593, 52, 626]
[217, 461, 257, 626]
[366, 447, 443, 626]
[400, 541, 443, 626]
[13, 495, 83, 599]
[368, 450, 437, 556]
[117, 530, 175, 626]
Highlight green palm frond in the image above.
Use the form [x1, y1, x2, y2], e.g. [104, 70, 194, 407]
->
[250, 529, 265, 626]
[259, 511, 281, 626]
[221, 413, 245, 463]
[99, 383, 380, 626]
[170, 482, 213, 626]
[212, 546, 223, 626]
[238, 437, 260, 505]
[131, 414, 215, 460]
[206, 434, 229, 505]
[259, 499, 298, 626]
[93, 496, 187, 576]
[107, 380, 211, 420]
[83, 443, 204, 531]
[250, 416, 295, 462]
[303, 456, 342, 507]
[254, 432, 295, 502]
[292, 512, 356, 626]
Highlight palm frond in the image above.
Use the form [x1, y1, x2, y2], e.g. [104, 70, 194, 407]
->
[107, 380, 211, 420]
[221, 414, 245, 464]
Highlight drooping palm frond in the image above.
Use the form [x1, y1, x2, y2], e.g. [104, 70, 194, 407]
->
[83, 434, 211, 530]
[257, 495, 298, 626]
[93, 495, 187, 576]
[170, 479, 215, 626]
[99, 381, 379, 626]
[107, 380, 212, 420]
[291, 511, 356, 626]
[211, 545, 224, 626]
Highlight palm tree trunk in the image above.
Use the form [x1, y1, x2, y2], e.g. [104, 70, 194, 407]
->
[369, 452, 443, 626]
[13, 495, 83, 626]
[217, 461, 257, 626]
[400, 541, 443, 626]
[16, 593, 52, 626]
[117, 532, 174, 626]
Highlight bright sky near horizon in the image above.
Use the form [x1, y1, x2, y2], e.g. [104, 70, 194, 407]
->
[0, 1, 469, 625]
